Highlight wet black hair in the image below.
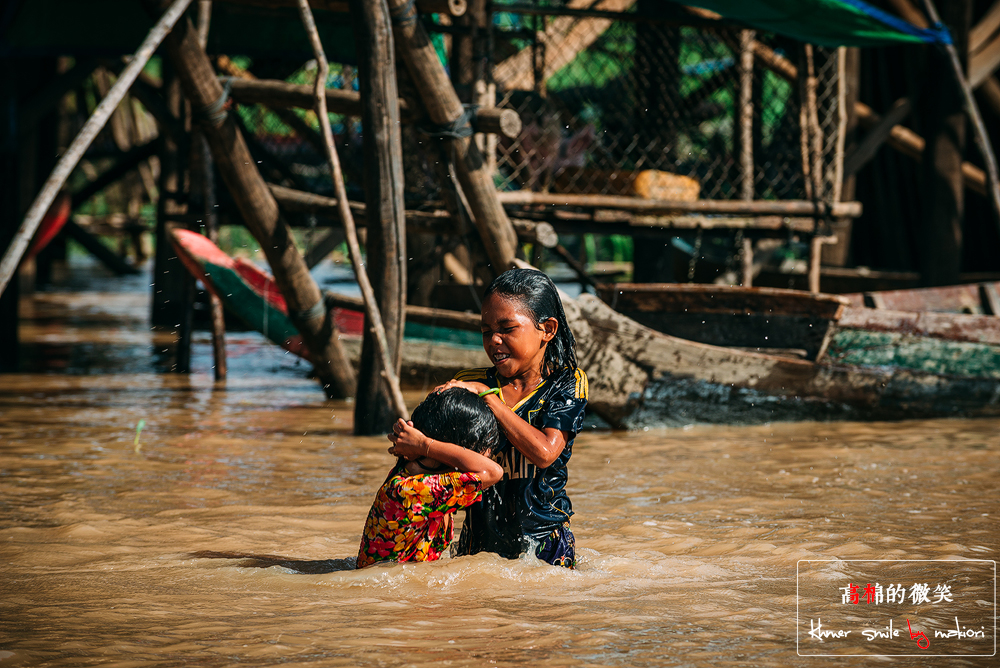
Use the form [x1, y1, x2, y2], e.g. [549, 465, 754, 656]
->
[483, 268, 578, 378]
[410, 388, 500, 455]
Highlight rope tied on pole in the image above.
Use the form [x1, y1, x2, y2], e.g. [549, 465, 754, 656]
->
[195, 76, 233, 126]
[419, 104, 477, 139]
[287, 299, 328, 323]
[388, 0, 419, 27]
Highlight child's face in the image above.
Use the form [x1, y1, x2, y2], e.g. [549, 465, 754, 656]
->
[480, 293, 556, 379]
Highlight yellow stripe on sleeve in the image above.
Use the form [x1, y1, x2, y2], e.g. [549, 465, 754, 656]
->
[454, 368, 489, 382]
[574, 368, 589, 400]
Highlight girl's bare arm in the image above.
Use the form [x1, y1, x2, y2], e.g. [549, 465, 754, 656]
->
[388, 419, 503, 486]
[481, 393, 568, 468]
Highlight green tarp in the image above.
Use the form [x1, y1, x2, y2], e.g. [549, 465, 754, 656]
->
[683, 0, 951, 48]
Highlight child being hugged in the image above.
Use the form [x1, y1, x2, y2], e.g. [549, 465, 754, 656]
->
[435, 268, 588, 569]
[356, 388, 502, 568]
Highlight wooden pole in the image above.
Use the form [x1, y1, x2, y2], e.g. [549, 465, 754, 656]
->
[196, 0, 227, 382]
[348, 0, 409, 433]
[0, 0, 194, 295]
[160, 10, 356, 398]
[386, 0, 519, 272]
[737, 29, 755, 202]
[917, 0, 971, 286]
[296, 0, 407, 420]
[922, 0, 1000, 237]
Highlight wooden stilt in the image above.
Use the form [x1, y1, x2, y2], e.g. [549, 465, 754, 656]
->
[917, 0, 971, 286]
[296, 0, 407, 419]
[348, 0, 409, 433]
[922, 0, 1000, 237]
[0, 0, 194, 295]
[808, 236, 837, 293]
[161, 10, 356, 398]
[195, 1, 226, 382]
[740, 236, 753, 288]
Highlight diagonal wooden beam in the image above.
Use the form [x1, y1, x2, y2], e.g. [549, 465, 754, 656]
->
[843, 98, 912, 177]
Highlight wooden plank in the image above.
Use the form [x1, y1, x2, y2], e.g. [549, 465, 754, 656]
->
[70, 141, 158, 209]
[969, 30, 1000, 87]
[304, 228, 345, 269]
[496, 191, 863, 217]
[848, 283, 986, 314]
[837, 307, 1000, 345]
[594, 283, 848, 319]
[970, 0, 1000, 55]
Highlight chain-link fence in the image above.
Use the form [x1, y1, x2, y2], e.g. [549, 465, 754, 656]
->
[491, 2, 845, 205]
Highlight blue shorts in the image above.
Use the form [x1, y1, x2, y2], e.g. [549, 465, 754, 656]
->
[533, 522, 575, 569]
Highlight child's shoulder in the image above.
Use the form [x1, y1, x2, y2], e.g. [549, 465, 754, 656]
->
[550, 367, 588, 401]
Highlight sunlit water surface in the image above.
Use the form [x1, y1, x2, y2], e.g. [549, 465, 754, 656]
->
[1, 262, 997, 666]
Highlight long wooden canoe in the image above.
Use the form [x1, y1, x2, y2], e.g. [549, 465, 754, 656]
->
[587, 283, 1000, 427]
[169, 229, 487, 385]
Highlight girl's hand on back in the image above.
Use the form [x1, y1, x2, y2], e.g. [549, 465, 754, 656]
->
[387, 419, 430, 460]
[431, 379, 490, 395]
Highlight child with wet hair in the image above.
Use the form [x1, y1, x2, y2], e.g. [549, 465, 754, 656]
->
[434, 268, 588, 569]
[356, 388, 502, 568]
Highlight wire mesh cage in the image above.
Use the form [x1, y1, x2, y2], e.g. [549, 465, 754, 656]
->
[490, 2, 846, 205]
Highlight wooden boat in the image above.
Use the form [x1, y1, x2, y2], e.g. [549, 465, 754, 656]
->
[26, 192, 71, 262]
[166, 232, 1000, 426]
[843, 280, 1000, 315]
[581, 283, 1000, 427]
[169, 229, 487, 386]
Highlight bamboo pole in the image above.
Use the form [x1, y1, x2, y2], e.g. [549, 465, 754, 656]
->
[296, 0, 408, 420]
[0, 0, 193, 296]
[160, 9, 356, 397]
[921, 0, 1000, 236]
[386, 0, 518, 272]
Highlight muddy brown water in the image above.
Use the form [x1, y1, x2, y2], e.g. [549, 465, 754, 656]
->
[1, 264, 997, 666]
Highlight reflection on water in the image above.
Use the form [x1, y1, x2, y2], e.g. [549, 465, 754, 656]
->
[0, 261, 997, 666]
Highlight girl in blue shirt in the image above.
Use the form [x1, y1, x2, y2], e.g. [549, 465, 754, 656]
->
[424, 268, 588, 568]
